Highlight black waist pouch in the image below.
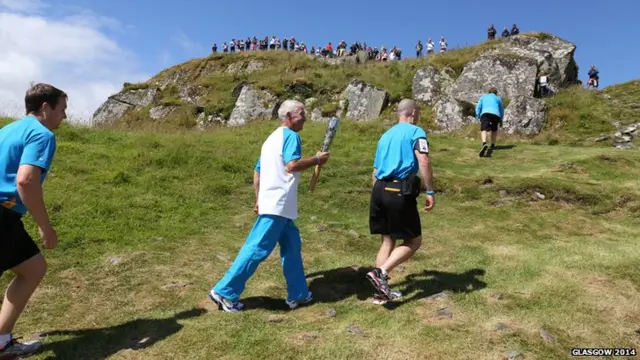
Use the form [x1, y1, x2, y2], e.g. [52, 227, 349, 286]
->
[400, 173, 421, 198]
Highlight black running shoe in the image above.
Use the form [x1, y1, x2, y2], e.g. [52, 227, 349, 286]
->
[479, 144, 488, 157]
[366, 268, 391, 299]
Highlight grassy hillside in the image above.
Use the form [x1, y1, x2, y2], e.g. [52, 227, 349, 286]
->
[1, 117, 640, 359]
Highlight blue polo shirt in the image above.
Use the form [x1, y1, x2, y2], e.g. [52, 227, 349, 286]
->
[373, 122, 429, 180]
[0, 116, 57, 215]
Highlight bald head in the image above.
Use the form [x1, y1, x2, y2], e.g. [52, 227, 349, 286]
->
[398, 99, 417, 115]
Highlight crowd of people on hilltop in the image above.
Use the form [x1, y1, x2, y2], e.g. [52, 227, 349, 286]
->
[211, 36, 452, 62]
[209, 27, 601, 88]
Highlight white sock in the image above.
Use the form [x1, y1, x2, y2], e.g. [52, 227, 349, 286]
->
[380, 268, 388, 277]
[0, 333, 11, 348]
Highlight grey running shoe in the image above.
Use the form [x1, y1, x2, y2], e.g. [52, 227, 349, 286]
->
[285, 291, 313, 310]
[209, 289, 245, 313]
[366, 268, 391, 299]
[0, 336, 42, 358]
[372, 290, 402, 305]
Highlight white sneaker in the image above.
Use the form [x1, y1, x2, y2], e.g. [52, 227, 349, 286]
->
[209, 289, 245, 313]
[285, 291, 313, 309]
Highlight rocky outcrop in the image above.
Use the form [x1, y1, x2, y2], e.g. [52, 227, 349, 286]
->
[149, 105, 180, 120]
[490, 34, 578, 89]
[227, 85, 278, 126]
[197, 112, 224, 130]
[341, 80, 389, 122]
[433, 98, 476, 131]
[502, 96, 548, 135]
[449, 54, 538, 104]
[92, 88, 158, 124]
[412, 66, 454, 106]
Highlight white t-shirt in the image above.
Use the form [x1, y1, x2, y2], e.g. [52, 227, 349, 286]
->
[254, 127, 302, 220]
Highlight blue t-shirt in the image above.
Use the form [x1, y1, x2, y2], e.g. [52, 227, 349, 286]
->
[0, 116, 57, 215]
[475, 93, 504, 119]
[254, 127, 301, 172]
[373, 122, 429, 180]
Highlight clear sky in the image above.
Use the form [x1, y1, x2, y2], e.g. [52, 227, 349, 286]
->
[1, 0, 639, 120]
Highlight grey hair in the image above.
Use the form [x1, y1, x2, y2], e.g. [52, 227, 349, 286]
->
[278, 99, 304, 121]
[397, 99, 417, 117]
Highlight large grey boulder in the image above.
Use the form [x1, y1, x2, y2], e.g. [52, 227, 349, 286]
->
[227, 85, 278, 126]
[449, 54, 538, 104]
[91, 99, 133, 125]
[412, 66, 454, 106]
[149, 105, 180, 120]
[490, 34, 578, 89]
[341, 80, 389, 121]
[502, 96, 548, 135]
[433, 97, 476, 131]
[92, 88, 158, 125]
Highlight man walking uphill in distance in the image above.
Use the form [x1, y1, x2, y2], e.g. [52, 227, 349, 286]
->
[366, 99, 435, 303]
[209, 100, 330, 313]
[0, 83, 67, 357]
[476, 87, 505, 157]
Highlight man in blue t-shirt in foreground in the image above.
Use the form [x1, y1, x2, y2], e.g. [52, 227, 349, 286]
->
[366, 99, 436, 304]
[208, 100, 330, 313]
[0, 83, 67, 357]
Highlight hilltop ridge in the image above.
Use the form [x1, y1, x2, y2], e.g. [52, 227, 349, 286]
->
[91, 32, 639, 147]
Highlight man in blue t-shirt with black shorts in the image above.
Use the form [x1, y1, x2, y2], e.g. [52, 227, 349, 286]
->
[366, 99, 436, 304]
[0, 83, 67, 357]
[475, 87, 504, 157]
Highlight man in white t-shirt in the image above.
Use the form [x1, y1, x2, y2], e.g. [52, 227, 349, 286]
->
[209, 100, 330, 313]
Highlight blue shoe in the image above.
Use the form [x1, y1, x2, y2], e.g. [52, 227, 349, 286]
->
[285, 291, 313, 310]
[209, 289, 245, 313]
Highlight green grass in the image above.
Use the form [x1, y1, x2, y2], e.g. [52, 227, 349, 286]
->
[2, 116, 640, 359]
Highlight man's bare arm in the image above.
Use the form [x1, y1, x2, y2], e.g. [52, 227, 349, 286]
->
[16, 165, 52, 231]
[253, 171, 260, 199]
[372, 168, 377, 186]
[415, 151, 434, 192]
[285, 152, 329, 173]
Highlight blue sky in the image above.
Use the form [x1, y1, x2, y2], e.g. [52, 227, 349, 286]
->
[76, 0, 638, 88]
[1, 0, 639, 119]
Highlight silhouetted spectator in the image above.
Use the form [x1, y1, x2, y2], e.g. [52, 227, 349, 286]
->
[511, 24, 520, 35]
[488, 24, 497, 40]
[222, 42, 228, 53]
[502, 27, 510, 38]
[416, 40, 423, 58]
[212, 43, 218, 53]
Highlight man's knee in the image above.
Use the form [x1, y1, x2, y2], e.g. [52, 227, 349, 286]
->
[404, 236, 422, 252]
[12, 254, 47, 283]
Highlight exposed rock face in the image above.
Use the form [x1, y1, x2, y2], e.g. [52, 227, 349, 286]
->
[197, 112, 224, 130]
[412, 66, 454, 106]
[449, 54, 538, 104]
[227, 85, 278, 126]
[149, 105, 180, 120]
[92, 88, 158, 124]
[491, 34, 578, 89]
[341, 80, 389, 122]
[502, 96, 548, 135]
[433, 97, 476, 131]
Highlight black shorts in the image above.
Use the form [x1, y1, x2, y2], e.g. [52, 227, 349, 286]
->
[369, 180, 422, 241]
[480, 113, 501, 132]
[0, 207, 41, 277]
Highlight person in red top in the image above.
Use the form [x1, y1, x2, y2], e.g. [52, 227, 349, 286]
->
[326, 42, 333, 57]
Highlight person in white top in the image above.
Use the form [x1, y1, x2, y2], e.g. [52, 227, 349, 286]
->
[439, 37, 447, 52]
[209, 100, 330, 313]
[426, 38, 435, 54]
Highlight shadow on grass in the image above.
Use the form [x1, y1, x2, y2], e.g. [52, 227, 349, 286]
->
[240, 266, 375, 311]
[383, 268, 487, 310]
[38, 308, 206, 360]
[240, 267, 487, 311]
[307, 266, 375, 303]
[492, 144, 516, 150]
